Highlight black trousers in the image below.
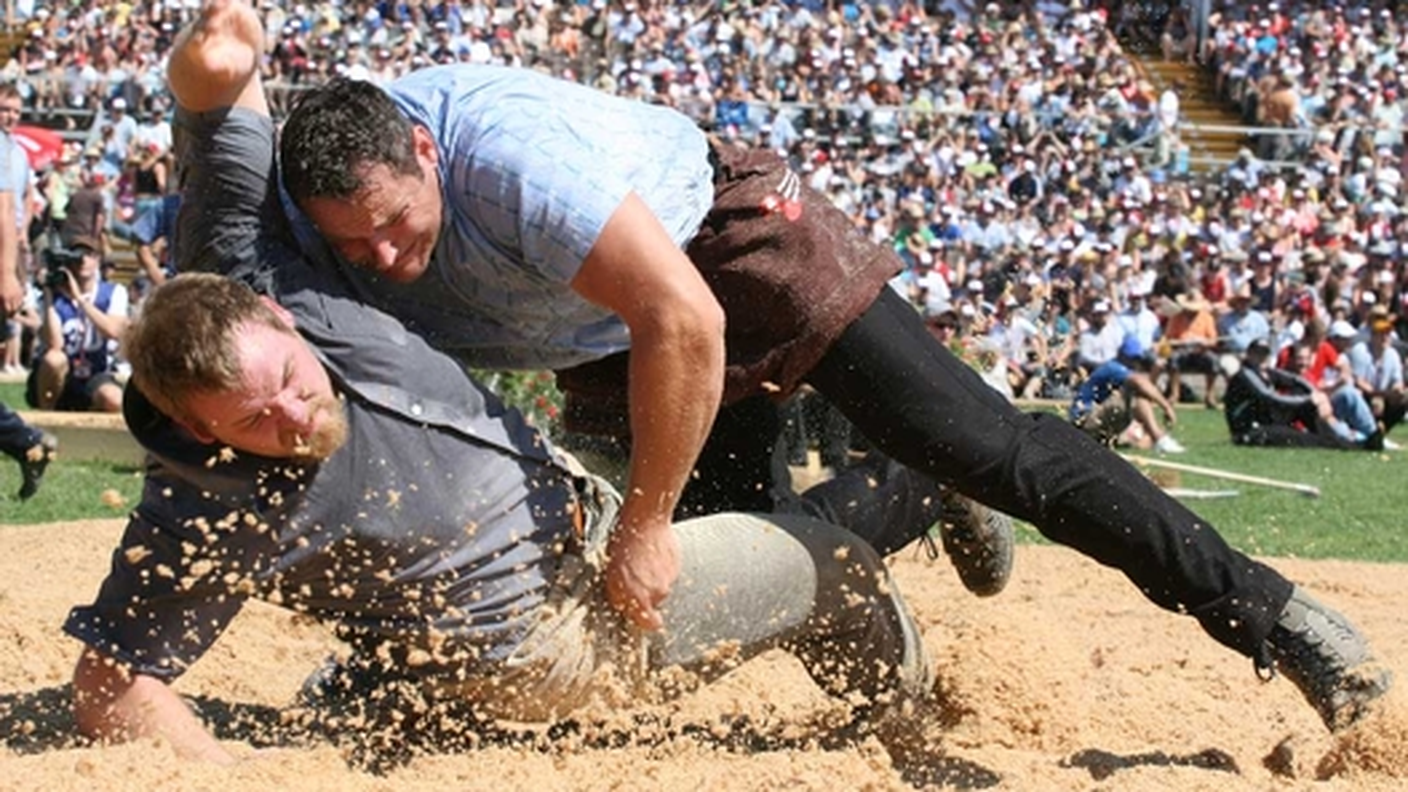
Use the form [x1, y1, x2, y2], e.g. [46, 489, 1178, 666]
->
[1235, 425, 1361, 451]
[692, 288, 1293, 660]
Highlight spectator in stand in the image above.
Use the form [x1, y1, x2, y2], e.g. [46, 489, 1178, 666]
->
[988, 294, 1047, 399]
[39, 149, 78, 240]
[925, 304, 963, 347]
[1219, 286, 1272, 355]
[1074, 298, 1124, 373]
[98, 97, 139, 173]
[127, 141, 170, 222]
[1279, 268, 1323, 326]
[1321, 319, 1383, 444]
[1245, 250, 1279, 314]
[59, 170, 108, 250]
[1346, 306, 1406, 446]
[1198, 251, 1232, 312]
[1069, 335, 1185, 454]
[133, 99, 173, 155]
[1163, 291, 1224, 409]
[1161, 7, 1196, 64]
[126, 193, 181, 288]
[1115, 282, 1160, 353]
[904, 252, 953, 321]
[1257, 71, 1303, 161]
[28, 236, 127, 413]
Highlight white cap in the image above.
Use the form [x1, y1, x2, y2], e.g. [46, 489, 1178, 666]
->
[1328, 320, 1358, 339]
[1092, 300, 1111, 313]
[111, 97, 127, 110]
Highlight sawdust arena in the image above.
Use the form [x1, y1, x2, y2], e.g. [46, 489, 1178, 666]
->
[3, 514, 1406, 791]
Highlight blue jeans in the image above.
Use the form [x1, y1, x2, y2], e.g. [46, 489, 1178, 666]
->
[1331, 384, 1377, 440]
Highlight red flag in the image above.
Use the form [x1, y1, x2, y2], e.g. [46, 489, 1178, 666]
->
[10, 125, 66, 171]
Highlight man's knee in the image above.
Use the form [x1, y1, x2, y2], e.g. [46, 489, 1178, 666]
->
[91, 382, 125, 413]
[39, 347, 68, 374]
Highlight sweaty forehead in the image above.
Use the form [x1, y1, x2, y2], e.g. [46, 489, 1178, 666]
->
[312, 178, 406, 236]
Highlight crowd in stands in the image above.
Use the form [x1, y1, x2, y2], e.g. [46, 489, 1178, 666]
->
[1204, 0, 1408, 163]
[0, 0, 1405, 457]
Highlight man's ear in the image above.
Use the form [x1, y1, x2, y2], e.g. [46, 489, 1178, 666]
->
[413, 124, 439, 169]
[173, 415, 217, 445]
[258, 295, 297, 330]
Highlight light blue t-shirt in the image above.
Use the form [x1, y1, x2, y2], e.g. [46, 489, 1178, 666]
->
[1348, 340, 1404, 392]
[1218, 309, 1271, 354]
[296, 65, 716, 372]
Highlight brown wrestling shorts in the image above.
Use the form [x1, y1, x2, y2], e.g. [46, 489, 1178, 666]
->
[556, 142, 901, 437]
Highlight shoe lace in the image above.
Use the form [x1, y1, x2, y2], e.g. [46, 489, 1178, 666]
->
[918, 527, 942, 561]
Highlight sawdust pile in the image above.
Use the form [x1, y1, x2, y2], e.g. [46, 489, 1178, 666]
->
[2, 519, 1405, 791]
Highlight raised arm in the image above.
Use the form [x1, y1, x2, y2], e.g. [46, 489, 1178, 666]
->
[167, 0, 268, 115]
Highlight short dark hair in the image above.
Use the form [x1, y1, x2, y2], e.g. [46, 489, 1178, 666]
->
[279, 78, 422, 205]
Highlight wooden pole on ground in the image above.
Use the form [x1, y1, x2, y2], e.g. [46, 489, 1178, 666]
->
[1121, 454, 1322, 498]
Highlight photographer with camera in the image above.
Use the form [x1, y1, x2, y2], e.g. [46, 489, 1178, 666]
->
[27, 236, 128, 413]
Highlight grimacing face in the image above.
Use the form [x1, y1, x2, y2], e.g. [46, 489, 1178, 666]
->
[178, 312, 348, 461]
[302, 126, 444, 284]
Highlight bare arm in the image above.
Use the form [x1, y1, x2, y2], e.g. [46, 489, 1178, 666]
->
[72, 647, 236, 764]
[80, 289, 130, 342]
[0, 190, 17, 315]
[1126, 370, 1178, 427]
[39, 293, 62, 352]
[137, 240, 168, 285]
[571, 191, 726, 631]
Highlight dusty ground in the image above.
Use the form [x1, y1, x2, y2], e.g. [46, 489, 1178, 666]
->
[2, 518, 1406, 791]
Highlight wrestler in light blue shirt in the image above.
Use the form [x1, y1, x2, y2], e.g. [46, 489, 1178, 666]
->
[290, 65, 715, 372]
